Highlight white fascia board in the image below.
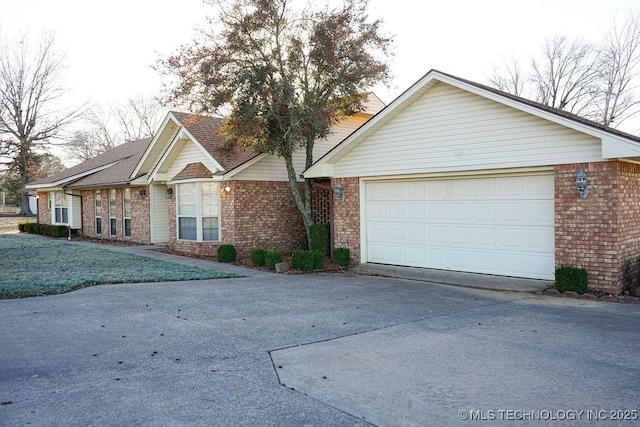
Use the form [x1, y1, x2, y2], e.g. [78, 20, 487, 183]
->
[304, 74, 436, 178]
[178, 126, 225, 172]
[169, 176, 223, 184]
[130, 112, 178, 179]
[220, 153, 269, 180]
[24, 160, 123, 190]
[432, 72, 640, 155]
[601, 136, 640, 159]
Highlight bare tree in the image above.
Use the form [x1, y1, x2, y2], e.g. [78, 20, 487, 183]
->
[488, 56, 526, 96]
[0, 32, 82, 214]
[113, 95, 163, 142]
[530, 35, 599, 115]
[65, 96, 163, 164]
[589, 10, 640, 127]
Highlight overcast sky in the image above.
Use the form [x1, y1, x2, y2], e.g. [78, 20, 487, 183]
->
[1, 0, 639, 123]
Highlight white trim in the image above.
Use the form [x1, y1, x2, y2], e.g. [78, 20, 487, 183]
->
[175, 181, 221, 242]
[220, 153, 268, 180]
[359, 178, 367, 264]
[170, 176, 223, 184]
[25, 160, 124, 190]
[304, 70, 640, 178]
[360, 167, 555, 183]
[131, 112, 179, 179]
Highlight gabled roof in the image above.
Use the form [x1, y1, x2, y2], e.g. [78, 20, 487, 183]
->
[25, 138, 152, 190]
[169, 112, 260, 175]
[304, 69, 640, 178]
[172, 162, 214, 181]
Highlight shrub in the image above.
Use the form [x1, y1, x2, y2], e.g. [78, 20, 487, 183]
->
[18, 223, 27, 232]
[217, 244, 237, 263]
[333, 247, 350, 267]
[265, 251, 283, 270]
[51, 225, 68, 238]
[250, 248, 267, 267]
[555, 266, 589, 294]
[292, 250, 314, 271]
[313, 251, 325, 270]
[310, 223, 330, 257]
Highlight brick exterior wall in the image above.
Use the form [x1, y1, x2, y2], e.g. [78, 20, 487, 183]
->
[80, 187, 151, 244]
[168, 181, 307, 259]
[312, 184, 331, 224]
[331, 177, 361, 264]
[556, 161, 640, 294]
[37, 192, 50, 224]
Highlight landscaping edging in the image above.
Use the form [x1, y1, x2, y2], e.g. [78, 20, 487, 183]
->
[537, 287, 640, 304]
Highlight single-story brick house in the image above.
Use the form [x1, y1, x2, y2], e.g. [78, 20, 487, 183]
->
[304, 70, 640, 295]
[26, 97, 384, 258]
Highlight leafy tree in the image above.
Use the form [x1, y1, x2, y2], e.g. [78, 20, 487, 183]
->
[0, 32, 82, 214]
[157, 0, 392, 247]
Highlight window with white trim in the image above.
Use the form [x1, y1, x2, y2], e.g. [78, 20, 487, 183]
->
[52, 192, 69, 224]
[109, 189, 117, 237]
[123, 188, 132, 238]
[177, 182, 220, 241]
[95, 190, 102, 235]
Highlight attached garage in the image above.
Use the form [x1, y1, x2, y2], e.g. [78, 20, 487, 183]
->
[364, 174, 555, 279]
[305, 70, 640, 294]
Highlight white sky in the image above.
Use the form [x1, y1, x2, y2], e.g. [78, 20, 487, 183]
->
[1, 0, 639, 124]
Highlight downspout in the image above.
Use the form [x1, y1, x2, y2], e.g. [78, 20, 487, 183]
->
[64, 189, 83, 240]
[311, 180, 334, 257]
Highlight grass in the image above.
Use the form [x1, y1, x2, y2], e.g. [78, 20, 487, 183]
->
[0, 234, 241, 299]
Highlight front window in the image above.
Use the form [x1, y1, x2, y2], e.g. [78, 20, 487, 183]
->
[109, 189, 117, 237]
[95, 190, 102, 235]
[123, 188, 132, 238]
[53, 192, 68, 224]
[177, 182, 220, 241]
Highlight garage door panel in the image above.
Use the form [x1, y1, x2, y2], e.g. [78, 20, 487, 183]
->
[366, 174, 554, 280]
[473, 203, 496, 223]
[428, 203, 447, 220]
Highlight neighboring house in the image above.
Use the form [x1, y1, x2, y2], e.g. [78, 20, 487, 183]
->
[25, 96, 384, 258]
[305, 69, 640, 295]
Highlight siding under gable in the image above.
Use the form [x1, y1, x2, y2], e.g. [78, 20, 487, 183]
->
[166, 141, 218, 181]
[233, 114, 370, 181]
[333, 83, 603, 178]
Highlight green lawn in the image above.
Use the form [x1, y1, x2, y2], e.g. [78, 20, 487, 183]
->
[0, 234, 241, 299]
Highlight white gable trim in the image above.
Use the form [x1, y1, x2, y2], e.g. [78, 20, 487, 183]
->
[24, 160, 124, 190]
[304, 70, 640, 178]
[148, 126, 223, 183]
[131, 112, 179, 179]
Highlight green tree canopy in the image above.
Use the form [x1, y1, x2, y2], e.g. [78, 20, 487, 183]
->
[157, 0, 393, 246]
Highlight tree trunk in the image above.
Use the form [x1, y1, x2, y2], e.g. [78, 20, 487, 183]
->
[283, 153, 314, 249]
[19, 153, 32, 216]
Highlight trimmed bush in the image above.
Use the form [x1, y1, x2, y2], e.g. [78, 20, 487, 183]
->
[555, 266, 589, 294]
[333, 247, 351, 267]
[18, 223, 27, 232]
[265, 251, 283, 270]
[250, 248, 268, 267]
[292, 250, 314, 271]
[313, 251, 324, 270]
[217, 244, 237, 263]
[310, 223, 330, 256]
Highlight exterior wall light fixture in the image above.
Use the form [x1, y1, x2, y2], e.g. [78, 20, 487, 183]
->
[334, 183, 345, 202]
[165, 188, 173, 199]
[576, 169, 588, 199]
[138, 189, 147, 200]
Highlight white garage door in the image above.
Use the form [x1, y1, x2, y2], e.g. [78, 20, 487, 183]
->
[365, 174, 555, 280]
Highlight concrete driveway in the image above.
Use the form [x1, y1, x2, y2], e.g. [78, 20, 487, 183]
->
[1, 263, 639, 426]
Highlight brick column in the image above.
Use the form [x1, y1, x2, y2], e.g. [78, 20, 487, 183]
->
[332, 177, 361, 264]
